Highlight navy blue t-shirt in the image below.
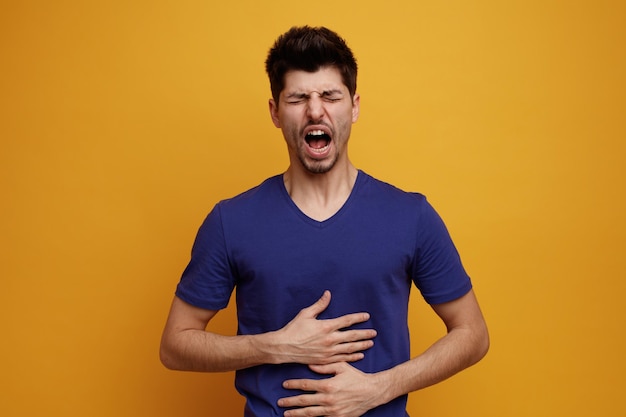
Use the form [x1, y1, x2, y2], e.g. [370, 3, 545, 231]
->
[176, 171, 472, 417]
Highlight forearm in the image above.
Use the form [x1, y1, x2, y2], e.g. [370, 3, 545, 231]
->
[160, 292, 376, 373]
[375, 323, 489, 406]
[160, 328, 280, 372]
[277, 324, 488, 417]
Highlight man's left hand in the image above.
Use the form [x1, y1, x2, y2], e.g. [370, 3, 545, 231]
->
[277, 362, 382, 417]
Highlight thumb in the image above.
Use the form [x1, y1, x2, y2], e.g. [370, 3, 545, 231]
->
[302, 290, 331, 318]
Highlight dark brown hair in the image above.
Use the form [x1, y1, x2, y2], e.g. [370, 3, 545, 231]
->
[265, 26, 358, 103]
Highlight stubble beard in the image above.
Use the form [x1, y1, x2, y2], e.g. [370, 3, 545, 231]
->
[288, 122, 349, 175]
[289, 125, 339, 174]
[298, 151, 338, 174]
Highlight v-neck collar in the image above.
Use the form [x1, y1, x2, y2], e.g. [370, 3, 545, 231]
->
[278, 170, 365, 228]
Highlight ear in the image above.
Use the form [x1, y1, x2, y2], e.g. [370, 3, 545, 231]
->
[269, 98, 281, 128]
[351, 93, 360, 123]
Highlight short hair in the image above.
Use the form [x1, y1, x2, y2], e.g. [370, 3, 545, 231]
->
[265, 26, 358, 103]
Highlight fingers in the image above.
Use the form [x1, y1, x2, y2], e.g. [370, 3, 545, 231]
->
[331, 351, 366, 363]
[289, 291, 376, 366]
[300, 291, 373, 331]
[308, 361, 347, 375]
[282, 377, 324, 392]
[328, 330, 376, 350]
[278, 392, 324, 415]
[335, 327, 377, 341]
[319, 339, 373, 364]
[327, 313, 376, 335]
[278, 363, 348, 411]
[300, 290, 332, 318]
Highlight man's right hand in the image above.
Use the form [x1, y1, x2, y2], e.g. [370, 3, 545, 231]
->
[160, 291, 376, 372]
[268, 290, 377, 365]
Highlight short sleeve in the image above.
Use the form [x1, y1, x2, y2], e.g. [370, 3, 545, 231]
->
[412, 197, 472, 305]
[175, 204, 235, 310]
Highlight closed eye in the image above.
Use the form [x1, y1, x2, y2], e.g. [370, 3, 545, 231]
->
[284, 90, 345, 105]
[320, 90, 344, 102]
[285, 93, 308, 105]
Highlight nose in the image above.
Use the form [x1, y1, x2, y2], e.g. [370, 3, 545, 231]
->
[305, 95, 325, 121]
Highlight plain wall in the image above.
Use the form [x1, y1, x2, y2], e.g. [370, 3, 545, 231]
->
[2, 1, 625, 416]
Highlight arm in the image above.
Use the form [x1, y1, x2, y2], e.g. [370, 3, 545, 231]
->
[159, 290, 377, 372]
[375, 288, 489, 401]
[278, 289, 489, 417]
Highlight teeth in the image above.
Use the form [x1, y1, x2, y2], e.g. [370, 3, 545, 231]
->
[307, 130, 326, 136]
[310, 144, 329, 153]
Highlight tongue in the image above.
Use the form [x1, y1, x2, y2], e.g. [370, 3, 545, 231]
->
[308, 138, 328, 149]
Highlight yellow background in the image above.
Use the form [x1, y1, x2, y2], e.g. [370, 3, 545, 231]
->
[2, 1, 625, 416]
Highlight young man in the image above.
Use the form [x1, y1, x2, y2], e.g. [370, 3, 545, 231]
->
[160, 26, 489, 417]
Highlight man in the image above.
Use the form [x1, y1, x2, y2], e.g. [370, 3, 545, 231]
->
[160, 26, 489, 417]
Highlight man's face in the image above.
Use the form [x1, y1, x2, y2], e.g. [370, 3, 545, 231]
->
[269, 67, 360, 174]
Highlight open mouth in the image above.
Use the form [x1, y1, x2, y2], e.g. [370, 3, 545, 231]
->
[305, 130, 331, 152]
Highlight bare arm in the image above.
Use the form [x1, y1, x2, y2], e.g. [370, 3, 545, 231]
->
[278, 289, 489, 417]
[159, 290, 377, 372]
[375, 289, 489, 401]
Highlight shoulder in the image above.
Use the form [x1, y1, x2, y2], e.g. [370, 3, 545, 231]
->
[216, 175, 284, 212]
[198, 175, 285, 238]
[357, 170, 428, 206]
[349, 171, 440, 229]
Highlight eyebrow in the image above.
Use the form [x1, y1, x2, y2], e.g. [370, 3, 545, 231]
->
[285, 89, 345, 99]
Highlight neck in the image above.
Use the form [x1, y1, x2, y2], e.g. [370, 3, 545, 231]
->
[283, 162, 358, 222]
